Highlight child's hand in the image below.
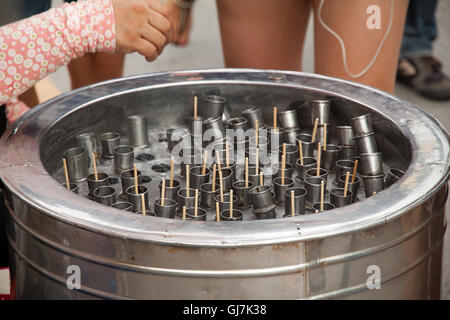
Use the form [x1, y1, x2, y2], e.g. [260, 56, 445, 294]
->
[113, 0, 172, 61]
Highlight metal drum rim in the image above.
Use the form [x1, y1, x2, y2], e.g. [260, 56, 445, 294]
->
[0, 68, 448, 246]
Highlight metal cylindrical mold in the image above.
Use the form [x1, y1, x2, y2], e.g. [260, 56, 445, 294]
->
[295, 157, 317, 181]
[242, 106, 264, 128]
[279, 143, 298, 167]
[310, 100, 330, 125]
[355, 132, 378, 154]
[126, 185, 149, 212]
[296, 133, 316, 157]
[249, 185, 274, 210]
[100, 132, 121, 159]
[321, 145, 342, 171]
[219, 168, 233, 192]
[316, 124, 331, 148]
[120, 169, 142, 198]
[330, 188, 353, 208]
[338, 174, 361, 202]
[63, 147, 89, 182]
[177, 187, 196, 212]
[336, 126, 355, 146]
[113, 145, 134, 173]
[284, 187, 306, 216]
[167, 127, 190, 152]
[220, 209, 243, 221]
[306, 168, 328, 182]
[76, 132, 100, 163]
[93, 186, 116, 206]
[180, 147, 202, 177]
[190, 166, 211, 190]
[232, 180, 254, 209]
[246, 165, 260, 187]
[385, 168, 406, 188]
[284, 128, 300, 145]
[312, 202, 335, 212]
[271, 162, 293, 180]
[87, 173, 110, 197]
[360, 152, 384, 176]
[61, 183, 79, 194]
[112, 201, 133, 211]
[279, 109, 299, 129]
[185, 208, 207, 221]
[273, 177, 294, 205]
[203, 117, 225, 139]
[268, 128, 286, 152]
[215, 193, 238, 212]
[351, 113, 373, 137]
[253, 205, 277, 220]
[200, 183, 219, 209]
[339, 145, 356, 161]
[335, 160, 355, 180]
[159, 179, 181, 202]
[127, 114, 149, 148]
[227, 117, 248, 131]
[305, 176, 327, 205]
[154, 198, 178, 219]
[362, 174, 385, 198]
[200, 95, 226, 120]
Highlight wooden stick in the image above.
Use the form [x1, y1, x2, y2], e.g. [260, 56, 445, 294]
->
[323, 124, 327, 150]
[245, 157, 249, 188]
[170, 157, 174, 187]
[255, 148, 259, 176]
[182, 206, 186, 221]
[62, 158, 70, 190]
[229, 189, 233, 219]
[194, 189, 199, 216]
[291, 190, 295, 217]
[212, 164, 217, 192]
[255, 119, 259, 145]
[141, 194, 146, 216]
[219, 169, 224, 202]
[311, 118, 319, 142]
[133, 165, 139, 195]
[273, 107, 277, 130]
[193, 95, 198, 119]
[259, 171, 264, 187]
[344, 171, 350, 197]
[216, 202, 220, 222]
[352, 159, 358, 183]
[186, 164, 190, 197]
[316, 142, 322, 176]
[202, 151, 208, 175]
[161, 179, 166, 206]
[320, 180, 324, 212]
[225, 142, 230, 167]
[298, 140, 303, 165]
[91, 152, 98, 181]
[216, 152, 222, 172]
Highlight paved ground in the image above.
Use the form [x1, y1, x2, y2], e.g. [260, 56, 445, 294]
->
[44, 0, 450, 299]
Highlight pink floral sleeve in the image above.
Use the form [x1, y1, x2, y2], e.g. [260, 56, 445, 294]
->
[0, 0, 116, 107]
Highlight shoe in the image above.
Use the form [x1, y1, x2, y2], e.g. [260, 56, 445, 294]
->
[397, 56, 450, 100]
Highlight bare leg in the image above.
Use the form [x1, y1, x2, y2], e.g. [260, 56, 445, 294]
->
[66, 52, 125, 90]
[313, 0, 409, 93]
[216, 0, 311, 71]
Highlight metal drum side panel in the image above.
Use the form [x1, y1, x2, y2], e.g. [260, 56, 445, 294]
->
[5, 185, 447, 299]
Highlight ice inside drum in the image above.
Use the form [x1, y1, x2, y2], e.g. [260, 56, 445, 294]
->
[0, 69, 449, 299]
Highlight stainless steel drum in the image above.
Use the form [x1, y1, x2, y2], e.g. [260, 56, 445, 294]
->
[0, 70, 448, 299]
